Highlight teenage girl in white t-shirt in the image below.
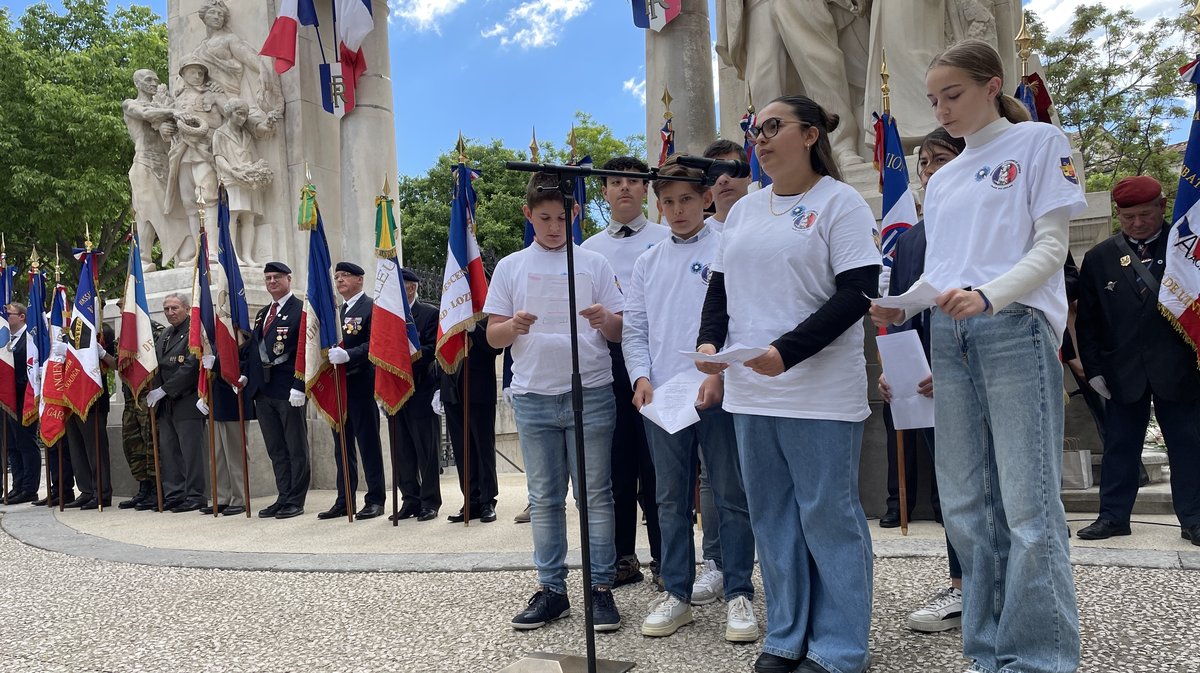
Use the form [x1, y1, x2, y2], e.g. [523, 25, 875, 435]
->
[696, 95, 880, 673]
[875, 40, 1087, 673]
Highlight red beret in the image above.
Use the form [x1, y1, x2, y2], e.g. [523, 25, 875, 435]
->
[1112, 176, 1163, 208]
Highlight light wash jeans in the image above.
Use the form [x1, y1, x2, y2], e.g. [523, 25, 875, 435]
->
[931, 305, 1079, 673]
[643, 407, 755, 604]
[512, 386, 617, 592]
[733, 414, 872, 673]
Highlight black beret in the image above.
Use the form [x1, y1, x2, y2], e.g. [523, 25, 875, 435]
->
[401, 268, 420, 283]
[335, 261, 365, 276]
[264, 261, 291, 275]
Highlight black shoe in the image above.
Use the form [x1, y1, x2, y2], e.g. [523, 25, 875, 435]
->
[448, 506, 483, 523]
[1183, 524, 1199, 546]
[613, 556, 644, 588]
[356, 504, 384, 520]
[511, 588, 571, 630]
[590, 587, 621, 632]
[389, 504, 420, 521]
[170, 501, 203, 513]
[275, 505, 304, 519]
[1077, 518, 1132, 540]
[160, 498, 185, 512]
[479, 504, 497, 523]
[754, 653, 804, 673]
[222, 505, 246, 517]
[6, 491, 35, 505]
[795, 661, 831, 673]
[258, 502, 283, 518]
[417, 507, 438, 522]
[317, 505, 348, 520]
[879, 510, 901, 528]
[200, 504, 227, 515]
[79, 498, 100, 510]
[32, 497, 50, 507]
[135, 498, 161, 511]
[119, 480, 153, 509]
[64, 494, 92, 509]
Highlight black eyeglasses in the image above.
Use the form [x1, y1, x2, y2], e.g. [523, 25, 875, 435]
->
[747, 118, 808, 140]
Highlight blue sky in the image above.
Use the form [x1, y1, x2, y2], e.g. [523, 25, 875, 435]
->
[4, 0, 1186, 176]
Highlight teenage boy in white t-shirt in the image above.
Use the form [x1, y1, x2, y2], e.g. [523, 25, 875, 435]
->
[701, 139, 752, 234]
[623, 158, 760, 642]
[485, 172, 626, 633]
[581, 156, 671, 589]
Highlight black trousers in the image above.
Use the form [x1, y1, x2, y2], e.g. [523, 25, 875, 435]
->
[392, 407, 441, 510]
[157, 402, 208, 505]
[4, 416, 41, 494]
[1100, 390, 1200, 527]
[609, 348, 661, 561]
[255, 396, 310, 508]
[330, 388, 385, 508]
[445, 398, 499, 508]
[883, 403, 940, 518]
[66, 411, 111, 501]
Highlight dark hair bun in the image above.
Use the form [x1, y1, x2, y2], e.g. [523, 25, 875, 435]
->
[824, 113, 840, 133]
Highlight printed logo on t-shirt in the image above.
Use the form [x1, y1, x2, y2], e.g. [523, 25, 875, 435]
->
[690, 261, 713, 285]
[791, 206, 819, 231]
[613, 274, 623, 294]
[1059, 157, 1079, 185]
[974, 166, 991, 182]
[990, 160, 1020, 189]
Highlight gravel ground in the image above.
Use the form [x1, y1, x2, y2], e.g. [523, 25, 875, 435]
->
[1, 529, 1197, 673]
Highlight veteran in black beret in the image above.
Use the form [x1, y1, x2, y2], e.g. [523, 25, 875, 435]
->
[316, 261, 387, 521]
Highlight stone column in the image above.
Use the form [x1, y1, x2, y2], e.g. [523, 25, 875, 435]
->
[340, 0, 399, 270]
[717, 59, 748, 150]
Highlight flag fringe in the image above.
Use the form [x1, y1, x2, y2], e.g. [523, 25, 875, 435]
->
[22, 398, 39, 426]
[1158, 303, 1200, 370]
[436, 314, 485, 374]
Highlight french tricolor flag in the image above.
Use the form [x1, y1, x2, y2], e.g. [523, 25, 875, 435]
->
[873, 112, 918, 297]
[632, 0, 680, 32]
[260, 0, 319, 74]
[336, 0, 375, 114]
[117, 231, 158, 399]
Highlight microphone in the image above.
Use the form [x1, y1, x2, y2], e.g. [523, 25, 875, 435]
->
[675, 155, 752, 180]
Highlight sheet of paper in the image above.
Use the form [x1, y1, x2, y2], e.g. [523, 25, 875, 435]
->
[876, 330, 935, 430]
[639, 370, 707, 435]
[679, 343, 769, 365]
[525, 273, 593, 335]
[873, 278, 942, 311]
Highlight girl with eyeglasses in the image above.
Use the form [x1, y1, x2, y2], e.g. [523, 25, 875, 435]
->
[696, 94, 880, 673]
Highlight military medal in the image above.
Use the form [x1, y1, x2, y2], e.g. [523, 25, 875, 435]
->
[1119, 255, 1131, 267]
[273, 342, 285, 355]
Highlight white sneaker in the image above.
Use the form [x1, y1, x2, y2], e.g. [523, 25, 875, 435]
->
[724, 595, 759, 642]
[907, 587, 963, 633]
[690, 559, 724, 606]
[641, 592, 693, 637]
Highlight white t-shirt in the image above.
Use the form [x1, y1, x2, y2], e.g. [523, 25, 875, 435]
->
[483, 242, 625, 395]
[714, 176, 880, 421]
[580, 216, 671, 290]
[924, 121, 1087, 338]
[704, 215, 724, 233]
[625, 227, 721, 387]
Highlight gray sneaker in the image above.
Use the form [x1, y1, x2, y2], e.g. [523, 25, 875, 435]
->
[907, 587, 962, 632]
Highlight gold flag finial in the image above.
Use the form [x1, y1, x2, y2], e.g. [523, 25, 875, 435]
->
[381, 173, 391, 199]
[1015, 11, 1034, 78]
[746, 83, 755, 115]
[568, 126, 578, 163]
[29, 246, 39, 271]
[304, 161, 313, 183]
[0, 232, 5, 254]
[881, 49, 891, 115]
[196, 188, 208, 233]
[1191, 1, 1200, 31]
[84, 222, 93, 251]
[54, 246, 61, 282]
[661, 87, 674, 120]
[456, 132, 468, 164]
[529, 127, 540, 163]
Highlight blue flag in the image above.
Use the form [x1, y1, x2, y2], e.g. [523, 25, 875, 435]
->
[522, 156, 588, 247]
[1176, 57, 1200, 222]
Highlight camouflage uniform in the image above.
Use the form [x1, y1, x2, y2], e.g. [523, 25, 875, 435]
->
[121, 385, 155, 481]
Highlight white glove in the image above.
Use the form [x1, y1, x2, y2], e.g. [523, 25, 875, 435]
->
[327, 347, 349, 365]
[431, 390, 445, 417]
[288, 389, 306, 407]
[201, 355, 215, 370]
[502, 386, 514, 405]
[146, 387, 167, 408]
[196, 397, 209, 416]
[238, 375, 248, 388]
[1088, 376, 1112, 400]
[96, 343, 108, 360]
[50, 341, 68, 362]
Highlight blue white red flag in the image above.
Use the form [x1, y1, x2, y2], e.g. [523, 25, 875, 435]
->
[117, 231, 158, 398]
[39, 284, 70, 445]
[873, 112, 918, 296]
[294, 182, 347, 428]
[260, 0, 319, 74]
[523, 156, 588, 247]
[22, 268, 48, 426]
[436, 164, 489, 372]
[0, 244, 15, 419]
[658, 118, 675, 167]
[335, 0, 374, 114]
[1158, 55, 1200, 364]
[188, 226, 218, 401]
[739, 109, 771, 191]
[214, 185, 250, 388]
[632, 0, 680, 32]
[370, 190, 420, 413]
[61, 251, 103, 417]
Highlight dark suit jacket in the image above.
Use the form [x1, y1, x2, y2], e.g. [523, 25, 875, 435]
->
[440, 326, 498, 406]
[211, 345, 255, 423]
[244, 295, 304, 401]
[10, 328, 28, 415]
[152, 317, 204, 420]
[1076, 226, 1200, 404]
[887, 221, 931, 357]
[407, 300, 439, 418]
[340, 295, 374, 381]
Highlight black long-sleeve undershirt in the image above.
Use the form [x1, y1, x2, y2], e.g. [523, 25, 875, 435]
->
[697, 265, 880, 371]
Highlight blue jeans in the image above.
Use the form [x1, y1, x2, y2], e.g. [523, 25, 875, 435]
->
[931, 306, 1079, 673]
[644, 407, 755, 604]
[512, 386, 617, 592]
[734, 415, 872, 673]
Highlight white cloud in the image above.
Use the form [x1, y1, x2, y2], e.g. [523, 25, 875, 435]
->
[391, 0, 468, 32]
[623, 76, 646, 106]
[1024, 0, 1180, 34]
[481, 0, 591, 49]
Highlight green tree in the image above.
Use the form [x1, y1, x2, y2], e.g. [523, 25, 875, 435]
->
[0, 0, 168, 298]
[1032, 4, 1192, 197]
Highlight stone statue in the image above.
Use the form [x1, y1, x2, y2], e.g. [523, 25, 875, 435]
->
[715, 0, 872, 164]
[123, 69, 190, 269]
[190, 0, 283, 116]
[212, 98, 279, 265]
[162, 59, 227, 262]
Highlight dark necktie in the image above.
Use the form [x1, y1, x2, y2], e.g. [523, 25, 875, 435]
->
[618, 225, 635, 238]
[264, 302, 278, 333]
[341, 302, 349, 320]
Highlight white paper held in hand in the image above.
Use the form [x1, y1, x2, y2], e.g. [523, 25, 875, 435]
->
[873, 278, 942, 312]
[679, 343, 769, 365]
[875, 330, 935, 430]
[525, 272, 593, 335]
[639, 370, 708, 434]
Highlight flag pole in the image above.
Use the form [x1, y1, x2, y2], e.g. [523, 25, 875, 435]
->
[456, 138, 473, 528]
[388, 413, 399, 527]
[83, 224, 105, 512]
[0, 235, 7, 504]
[57, 440, 65, 511]
[149, 402, 164, 512]
[237, 387, 251, 517]
[333, 364, 354, 523]
[198, 195, 220, 518]
[52, 249, 65, 512]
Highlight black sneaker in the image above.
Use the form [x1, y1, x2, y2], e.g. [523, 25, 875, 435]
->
[591, 587, 621, 632]
[613, 556, 644, 588]
[511, 588, 571, 630]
